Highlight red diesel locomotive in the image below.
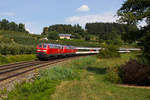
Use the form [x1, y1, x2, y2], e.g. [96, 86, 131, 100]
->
[36, 43, 141, 60]
[36, 43, 77, 60]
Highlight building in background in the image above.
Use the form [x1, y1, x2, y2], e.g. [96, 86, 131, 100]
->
[59, 34, 72, 39]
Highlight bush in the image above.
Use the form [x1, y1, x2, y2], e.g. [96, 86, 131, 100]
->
[39, 67, 77, 80]
[98, 44, 120, 58]
[8, 79, 58, 100]
[105, 66, 122, 83]
[119, 60, 150, 86]
[70, 56, 97, 69]
[0, 43, 36, 55]
[137, 55, 150, 66]
[47, 31, 59, 40]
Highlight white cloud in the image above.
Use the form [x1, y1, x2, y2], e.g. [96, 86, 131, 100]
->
[66, 12, 117, 26]
[77, 5, 90, 12]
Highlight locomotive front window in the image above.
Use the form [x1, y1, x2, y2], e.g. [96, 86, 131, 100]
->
[39, 44, 42, 48]
[43, 44, 47, 48]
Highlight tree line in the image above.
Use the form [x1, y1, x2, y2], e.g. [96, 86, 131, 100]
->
[42, 24, 87, 40]
[42, 24, 84, 35]
[0, 19, 28, 33]
[85, 22, 138, 41]
[42, 22, 138, 42]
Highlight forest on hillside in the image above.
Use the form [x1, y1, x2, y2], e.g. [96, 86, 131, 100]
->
[42, 23, 138, 43]
[42, 24, 84, 35]
[85, 22, 138, 35]
[0, 19, 28, 33]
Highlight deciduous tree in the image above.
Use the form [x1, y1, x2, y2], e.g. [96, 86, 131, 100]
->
[118, 0, 150, 64]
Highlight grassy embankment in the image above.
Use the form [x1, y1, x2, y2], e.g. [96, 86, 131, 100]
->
[3, 53, 150, 100]
[0, 54, 36, 65]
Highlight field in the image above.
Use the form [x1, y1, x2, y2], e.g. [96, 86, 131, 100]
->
[0, 54, 36, 65]
[51, 53, 150, 100]
[4, 53, 150, 100]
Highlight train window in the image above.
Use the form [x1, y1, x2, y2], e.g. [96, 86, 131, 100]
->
[48, 44, 50, 48]
[55, 45, 58, 48]
[49, 44, 54, 48]
[53, 45, 55, 48]
[43, 44, 47, 48]
[51, 45, 54, 48]
[54, 45, 56, 48]
[39, 44, 42, 48]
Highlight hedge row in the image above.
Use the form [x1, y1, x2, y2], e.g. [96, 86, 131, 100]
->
[0, 43, 36, 55]
[106, 60, 150, 86]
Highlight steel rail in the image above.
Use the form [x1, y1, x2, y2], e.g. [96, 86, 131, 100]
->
[0, 56, 85, 82]
[0, 61, 47, 75]
[0, 61, 39, 71]
[0, 59, 67, 82]
[0, 60, 35, 68]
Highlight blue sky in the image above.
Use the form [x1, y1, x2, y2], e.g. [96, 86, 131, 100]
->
[0, 0, 124, 34]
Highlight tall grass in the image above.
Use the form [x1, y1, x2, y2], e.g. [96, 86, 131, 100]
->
[40, 67, 78, 80]
[7, 67, 78, 100]
[69, 56, 97, 69]
[0, 54, 36, 65]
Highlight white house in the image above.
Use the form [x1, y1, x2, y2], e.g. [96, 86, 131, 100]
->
[59, 34, 72, 39]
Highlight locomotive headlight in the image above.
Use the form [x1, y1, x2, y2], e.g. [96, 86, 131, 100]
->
[37, 49, 47, 52]
[37, 49, 41, 52]
[43, 50, 47, 52]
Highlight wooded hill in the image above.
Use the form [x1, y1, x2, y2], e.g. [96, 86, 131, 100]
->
[85, 22, 138, 35]
[42, 23, 138, 42]
[0, 19, 28, 33]
[42, 24, 84, 35]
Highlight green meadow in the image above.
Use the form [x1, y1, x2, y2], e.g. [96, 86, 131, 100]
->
[3, 53, 150, 100]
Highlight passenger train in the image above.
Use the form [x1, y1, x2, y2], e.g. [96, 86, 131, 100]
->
[36, 43, 100, 60]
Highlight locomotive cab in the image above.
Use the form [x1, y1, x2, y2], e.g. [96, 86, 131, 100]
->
[36, 43, 49, 60]
[37, 44, 48, 52]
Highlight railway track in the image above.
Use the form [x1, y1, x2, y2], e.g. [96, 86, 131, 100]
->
[0, 56, 82, 82]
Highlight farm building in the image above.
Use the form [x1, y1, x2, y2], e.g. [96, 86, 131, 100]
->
[59, 34, 72, 39]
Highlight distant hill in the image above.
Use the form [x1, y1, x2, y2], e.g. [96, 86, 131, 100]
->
[85, 22, 138, 35]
